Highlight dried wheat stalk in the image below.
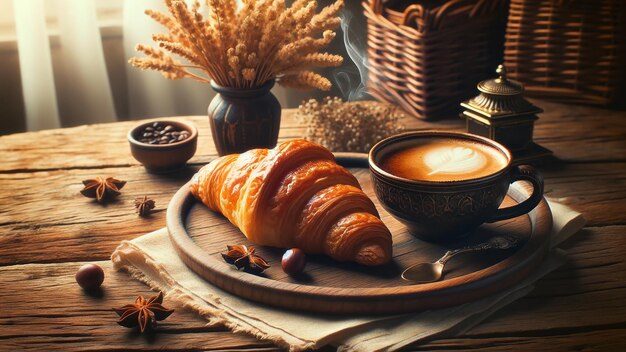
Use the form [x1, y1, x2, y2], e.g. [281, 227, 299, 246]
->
[129, 0, 344, 90]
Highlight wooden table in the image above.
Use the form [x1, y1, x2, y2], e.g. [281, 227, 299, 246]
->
[1, 100, 625, 351]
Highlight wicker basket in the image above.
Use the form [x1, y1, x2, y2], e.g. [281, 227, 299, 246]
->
[504, 0, 626, 106]
[364, 0, 508, 119]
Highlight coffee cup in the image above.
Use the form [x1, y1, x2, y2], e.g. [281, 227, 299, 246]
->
[369, 131, 544, 242]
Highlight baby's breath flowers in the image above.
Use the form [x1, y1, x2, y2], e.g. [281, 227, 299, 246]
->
[296, 97, 405, 152]
[130, 0, 344, 90]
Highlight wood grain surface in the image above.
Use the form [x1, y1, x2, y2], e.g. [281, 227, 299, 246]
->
[168, 164, 551, 314]
[1, 100, 625, 351]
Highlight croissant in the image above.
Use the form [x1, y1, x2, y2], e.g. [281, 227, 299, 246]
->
[190, 139, 392, 266]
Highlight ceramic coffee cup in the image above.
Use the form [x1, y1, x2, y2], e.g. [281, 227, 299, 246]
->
[369, 131, 544, 242]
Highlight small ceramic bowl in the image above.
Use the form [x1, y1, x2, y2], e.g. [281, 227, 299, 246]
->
[128, 120, 198, 173]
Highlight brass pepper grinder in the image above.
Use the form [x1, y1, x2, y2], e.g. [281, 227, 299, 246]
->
[460, 65, 552, 164]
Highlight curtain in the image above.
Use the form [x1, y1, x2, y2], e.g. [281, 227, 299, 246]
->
[12, 0, 116, 131]
[6, 0, 364, 132]
[12, 0, 59, 130]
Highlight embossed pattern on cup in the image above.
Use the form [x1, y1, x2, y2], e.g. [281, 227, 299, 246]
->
[369, 131, 544, 242]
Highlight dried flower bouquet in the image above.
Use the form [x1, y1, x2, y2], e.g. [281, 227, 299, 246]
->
[296, 97, 405, 153]
[130, 0, 345, 91]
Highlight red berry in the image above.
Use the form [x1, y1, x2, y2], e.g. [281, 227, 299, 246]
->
[282, 248, 306, 275]
[75, 264, 104, 291]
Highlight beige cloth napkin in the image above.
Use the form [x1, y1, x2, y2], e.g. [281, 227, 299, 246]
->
[111, 198, 585, 352]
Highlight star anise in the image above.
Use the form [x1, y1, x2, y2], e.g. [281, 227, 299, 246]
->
[134, 196, 155, 217]
[113, 291, 174, 333]
[80, 176, 126, 203]
[221, 244, 270, 274]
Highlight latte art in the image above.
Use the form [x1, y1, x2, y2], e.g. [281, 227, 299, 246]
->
[380, 137, 508, 182]
[425, 146, 487, 176]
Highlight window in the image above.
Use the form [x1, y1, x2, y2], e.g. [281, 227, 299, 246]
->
[0, 0, 123, 47]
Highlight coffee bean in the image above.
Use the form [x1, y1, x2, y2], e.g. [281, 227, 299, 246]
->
[137, 122, 192, 145]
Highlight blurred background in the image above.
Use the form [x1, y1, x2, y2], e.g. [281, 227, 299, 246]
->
[1, 0, 624, 135]
[0, 0, 366, 135]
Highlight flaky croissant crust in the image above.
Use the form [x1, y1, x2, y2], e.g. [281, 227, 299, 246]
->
[191, 139, 392, 266]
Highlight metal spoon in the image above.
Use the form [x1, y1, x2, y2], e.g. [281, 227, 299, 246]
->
[401, 235, 521, 283]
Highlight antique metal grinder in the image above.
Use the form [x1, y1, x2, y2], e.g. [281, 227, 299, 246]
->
[461, 65, 552, 164]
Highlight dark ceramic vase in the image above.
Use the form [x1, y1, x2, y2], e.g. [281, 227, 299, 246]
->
[208, 80, 281, 155]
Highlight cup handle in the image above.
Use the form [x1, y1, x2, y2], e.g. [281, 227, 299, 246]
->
[486, 165, 544, 223]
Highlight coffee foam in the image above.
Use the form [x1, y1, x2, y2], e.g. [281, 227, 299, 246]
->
[380, 137, 508, 182]
[425, 146, 487, 176]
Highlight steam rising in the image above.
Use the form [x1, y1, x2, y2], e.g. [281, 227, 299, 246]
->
[334, 12, 370, 101]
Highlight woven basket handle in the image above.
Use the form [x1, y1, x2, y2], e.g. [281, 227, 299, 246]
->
[431, 0, 476, 29]
[401, 4, 427, 28]
[469, 0, 505, 17]
[399, 0, 503, 30]
[369, 0, 391, 14]
[437, 0, 503, 18]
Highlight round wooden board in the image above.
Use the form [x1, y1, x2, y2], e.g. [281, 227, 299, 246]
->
[167, 153, 553, 315]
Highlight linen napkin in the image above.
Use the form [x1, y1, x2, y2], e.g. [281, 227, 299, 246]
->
[111, 198, 585, 352]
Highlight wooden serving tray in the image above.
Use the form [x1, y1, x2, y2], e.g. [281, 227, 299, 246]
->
[167, 153, 553, 315]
